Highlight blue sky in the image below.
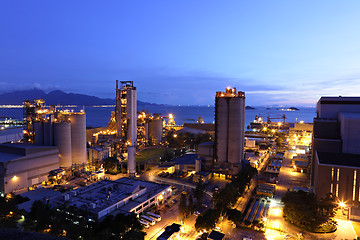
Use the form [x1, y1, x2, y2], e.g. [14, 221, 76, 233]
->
[1, 1, 360, 106]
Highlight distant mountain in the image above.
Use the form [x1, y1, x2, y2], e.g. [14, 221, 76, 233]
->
[0, 89, 163, 106]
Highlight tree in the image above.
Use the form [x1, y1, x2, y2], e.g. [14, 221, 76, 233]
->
[179, 193, 188, 217]
[282, 190, 337, 231]
[0, 194, 23, 228]
[103, 157, 119, 174]
[195, 209, 220, 232]
[24, 200, 146, 240]
[226, 208, 243, 227]
[193, 180, 205, 207]
[213, 183, 239, 215]
[188, 194, 195, 215]
[161, 148, 174, 162]
[94, 213, 145, 240]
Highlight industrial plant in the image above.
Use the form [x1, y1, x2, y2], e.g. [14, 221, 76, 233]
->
[23, 99, 87, 169]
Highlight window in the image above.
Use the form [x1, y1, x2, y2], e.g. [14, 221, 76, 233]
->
[330, 183, 333, 194]
[353, 171, 357, 201]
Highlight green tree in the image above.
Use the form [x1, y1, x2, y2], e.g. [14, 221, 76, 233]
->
[195, 209, 220, 232]
[94, 213, 145, 240]
[193, 180, 205, 207]
[0, 194, 23, 228]
[179, 193, 188, 217]
[161, 148, 174, 162]
[212, 184, 239, 215]
[226, 208, 243, 227]
[188, 194, 195, 215]
[103, 157, 119, 174]
[282, 190, 337, 231]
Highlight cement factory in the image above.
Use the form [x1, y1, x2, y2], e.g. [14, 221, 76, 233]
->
[1, 82, 311, 239]
[0, 83, 253, 195]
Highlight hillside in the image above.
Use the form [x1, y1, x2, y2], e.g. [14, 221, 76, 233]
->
[0, 89, 162, 106]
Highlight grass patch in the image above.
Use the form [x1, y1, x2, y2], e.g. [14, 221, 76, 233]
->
[312, 221, 337, 233]
[136, 148, 166, 162]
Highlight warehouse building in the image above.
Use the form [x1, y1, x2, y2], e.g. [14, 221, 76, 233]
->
[0, 143, 59, 194]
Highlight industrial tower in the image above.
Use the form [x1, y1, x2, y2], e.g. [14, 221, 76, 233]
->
[115, 80, 137, 177]
[215, 87, 245, 166]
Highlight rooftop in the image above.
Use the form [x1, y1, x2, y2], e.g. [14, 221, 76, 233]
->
[317, 151, 360, 168]
[207, 230, 225, 240]
[53, 178, 170, 216]
[319, 97, 360, 105]
[171, 153, 197, 165]
[157, 223, 181, 240]
[0, 143, 58, 163]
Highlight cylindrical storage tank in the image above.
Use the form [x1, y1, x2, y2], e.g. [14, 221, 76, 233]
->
[70, 114, 86, 167]
[34, 121, 44, 145]
[144, 122, 149, 141]
[151, 118, 163, 145]
[54, 122, 72, 168]
[127, 145, 136, 177]
[43, 122, 53, 146]
[215, 97, 228, 163]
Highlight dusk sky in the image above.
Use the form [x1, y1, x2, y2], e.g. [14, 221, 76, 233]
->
[1, 1, 360, 106]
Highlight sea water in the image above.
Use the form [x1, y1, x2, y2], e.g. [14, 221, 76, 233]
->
[0, 105, 316, 130]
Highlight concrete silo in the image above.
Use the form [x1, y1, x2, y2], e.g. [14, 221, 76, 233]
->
[215, 88, 245, 165]
[43, 121, 54, 146]
[69, 114, 86, 166]
[227, 96, 245, 164]
[149, 115, 163, 145]
[144, 122, 149, 142]
[54, 122, 72, 168]
[215, 97, 229, 163]
[34, 121, 44, 145]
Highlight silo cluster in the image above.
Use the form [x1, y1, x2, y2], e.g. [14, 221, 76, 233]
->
[31, 106, 86, 168]
[215, 87, 245, 164]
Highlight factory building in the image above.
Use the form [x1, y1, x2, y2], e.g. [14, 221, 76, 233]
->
[311, 97, 360, 220]
[0, 143, 59, 194]
[51, 177, 171, 221]
[115, 81, 137, 177]
[213, 87, 245, 175]
[23, 99, 87, 169]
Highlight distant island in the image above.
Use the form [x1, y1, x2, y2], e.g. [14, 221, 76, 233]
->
[0, 89, 164, 107]
[245, 106, 255, 110]
[288, 107, 300, 111]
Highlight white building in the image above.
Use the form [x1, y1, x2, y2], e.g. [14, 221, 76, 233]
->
[51, 177, 172, 221]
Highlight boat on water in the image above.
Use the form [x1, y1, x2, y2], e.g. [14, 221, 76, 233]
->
[247, 114, 289, 131]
